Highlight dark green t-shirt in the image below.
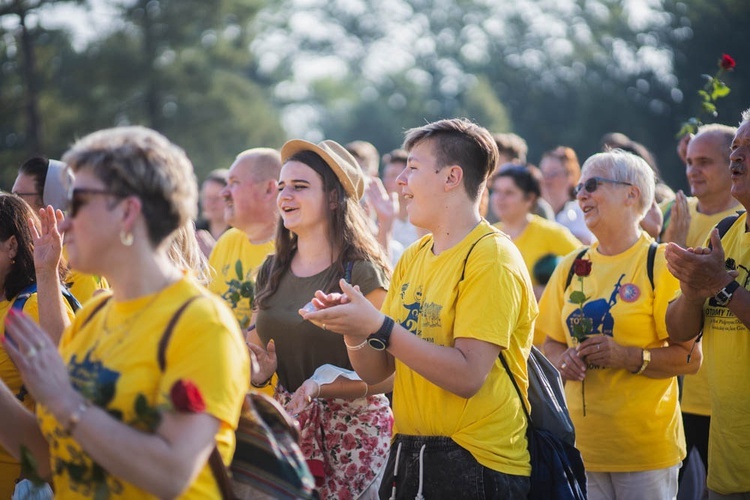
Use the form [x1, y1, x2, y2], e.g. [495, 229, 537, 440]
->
[256, 259, 389, 391]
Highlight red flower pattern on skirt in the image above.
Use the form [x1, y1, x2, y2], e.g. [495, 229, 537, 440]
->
[276, 386, 393, 500]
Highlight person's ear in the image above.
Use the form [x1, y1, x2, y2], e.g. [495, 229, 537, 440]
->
[444, 165, 464, 192]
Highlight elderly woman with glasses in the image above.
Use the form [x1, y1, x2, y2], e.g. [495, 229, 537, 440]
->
[0, 127, 249, 498]
[536, 150, 699, 500]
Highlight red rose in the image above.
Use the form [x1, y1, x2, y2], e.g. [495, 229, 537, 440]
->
[720, 54, 736, 71]
[170, 380, 206, 413]
[573, 258, 592, 277]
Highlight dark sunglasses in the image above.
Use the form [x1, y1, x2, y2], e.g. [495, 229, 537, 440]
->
[67, 188, 115, 217]
[574, 177, 632, 196]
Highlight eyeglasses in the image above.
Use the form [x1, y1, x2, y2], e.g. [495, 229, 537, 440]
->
[12, 191, 40, 198]
[67, 188, 115, 217]
[574, 177, 633, 196]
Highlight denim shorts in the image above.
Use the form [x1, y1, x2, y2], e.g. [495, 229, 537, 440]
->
[378, 434, 530, 500]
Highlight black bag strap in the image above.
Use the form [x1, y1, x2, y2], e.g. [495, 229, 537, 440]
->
[564, 242, 658, 291]
[708, 211, 745, 249]
[499, 352, 532, 424]
[564, 248, 590, 290]
[646, 241, 658, 290]
[460, 232, 497, 281]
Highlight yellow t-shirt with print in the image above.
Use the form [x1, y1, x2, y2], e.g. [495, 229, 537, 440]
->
[208, 228, 274, 329]
[384, 221, 536, 476]
[696, 212, 750, 494]
[0, 292, 75, 499]
[495, 214, 582, 287]
[37, 277, 249, 498]
[672, 198, 741, 417]
[537, 233, 685, 472]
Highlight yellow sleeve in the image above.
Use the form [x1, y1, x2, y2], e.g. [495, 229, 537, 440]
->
[536, 253, 577, 346]
[156, 296, 250, 427]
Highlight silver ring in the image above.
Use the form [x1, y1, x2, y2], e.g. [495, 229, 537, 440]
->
[597, 344, 601, 351]
[322, 323, 327, 331]
[26, 346, 38, 359]
[561, 362, 567, 370]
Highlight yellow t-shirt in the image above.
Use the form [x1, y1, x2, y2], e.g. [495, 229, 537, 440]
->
[37, 277, 250, 498]
[207, 228, 274, 329]
[537, 233, 685, 472]
[0, 292, 75, 499]
[383, 221, 536, 476]
[673, 198, 741, 417]
[495, 215, 582, 287]
[697, 212, 750, 494]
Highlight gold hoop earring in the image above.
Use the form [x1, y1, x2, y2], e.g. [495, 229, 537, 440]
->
[120, 230, 134, 247]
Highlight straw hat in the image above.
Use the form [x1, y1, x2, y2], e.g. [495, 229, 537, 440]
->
[280, 139, 365, 201]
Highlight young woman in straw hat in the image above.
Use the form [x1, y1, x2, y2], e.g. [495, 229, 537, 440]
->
[248, 139, 393, 499]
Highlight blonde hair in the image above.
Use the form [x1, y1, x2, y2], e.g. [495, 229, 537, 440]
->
[63, 126, 198, 246]
[166, 221, 210, 285]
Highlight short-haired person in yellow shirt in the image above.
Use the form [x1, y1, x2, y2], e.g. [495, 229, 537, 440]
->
[207, 148, 281, 330]
[0, 127, 249, 498]
[666, 110, 750, 498]
[300, 118, 537, 498]
[539, 150, 699, 500]
[0, 195, 76, 498]
[490, 164, 582, 304]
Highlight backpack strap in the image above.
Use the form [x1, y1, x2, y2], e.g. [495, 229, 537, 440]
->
[499, 352, 532, 424]
[646, 241, 658, 290]
[11, 284, 38, 312]
[459, 232, 497, 281]
[343, 261, 354, 284]
[157, 295, 203, 372]
[564, 248, 590, 290]
[564, 243, 657, 291]
[12, 283, 82, 313]
[708, 211, 746, 249]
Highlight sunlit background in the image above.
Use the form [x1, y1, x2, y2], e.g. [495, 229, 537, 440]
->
[1, 0, 747, 191]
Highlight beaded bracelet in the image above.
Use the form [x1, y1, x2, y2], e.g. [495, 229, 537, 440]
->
[345, 338, 368, 351]
[64, 401, 91, 435]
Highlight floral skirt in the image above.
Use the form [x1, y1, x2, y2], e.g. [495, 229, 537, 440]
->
[276, 386, 393, 500]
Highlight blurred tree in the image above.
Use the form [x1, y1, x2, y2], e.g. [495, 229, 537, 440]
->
[0, 0, 85, 176]
[0, 0, 285, 187]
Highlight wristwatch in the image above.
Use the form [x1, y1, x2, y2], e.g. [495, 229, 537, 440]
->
[367, 316, 395, 351]
[633, 349, 651, 375]
[714, 280, 741, 306]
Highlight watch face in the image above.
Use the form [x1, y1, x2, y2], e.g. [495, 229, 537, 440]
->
[367, 337, 387, 351]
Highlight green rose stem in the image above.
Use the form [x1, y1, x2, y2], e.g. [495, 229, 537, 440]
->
[570, 274, 593, 416]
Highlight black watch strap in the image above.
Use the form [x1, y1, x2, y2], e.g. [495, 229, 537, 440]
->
[367, 316, 395, 351]
[714, 280, 741, 306]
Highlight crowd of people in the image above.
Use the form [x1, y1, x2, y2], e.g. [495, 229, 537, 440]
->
[0, 107, 747, 500]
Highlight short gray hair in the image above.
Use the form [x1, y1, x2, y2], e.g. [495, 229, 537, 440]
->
[581, 149, 654, 220]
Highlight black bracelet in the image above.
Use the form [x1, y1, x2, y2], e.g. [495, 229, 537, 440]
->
[251, 373, 273, 388]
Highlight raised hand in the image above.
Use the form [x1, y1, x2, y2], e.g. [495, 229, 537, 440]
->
[246, 339, 277, 387]
[31, 206, 64, 276]
[662, 190, 691, 247]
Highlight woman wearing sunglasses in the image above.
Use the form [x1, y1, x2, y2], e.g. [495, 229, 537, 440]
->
[537, 149, 699, 499]
[0, 127, 249, 498]
[0, 195, 76, 498]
